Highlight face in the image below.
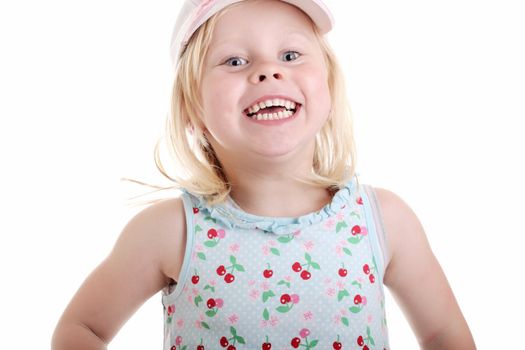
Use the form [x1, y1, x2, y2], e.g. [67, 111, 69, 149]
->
[200, 0, 331, 167]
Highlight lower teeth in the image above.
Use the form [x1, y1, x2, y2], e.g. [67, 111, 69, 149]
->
[250, 110, 295, 121]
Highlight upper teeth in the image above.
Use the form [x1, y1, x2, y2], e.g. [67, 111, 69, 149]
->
[247, 98, 297, 115]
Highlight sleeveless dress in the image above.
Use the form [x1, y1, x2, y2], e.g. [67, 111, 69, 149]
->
[162, 177, 390, 350]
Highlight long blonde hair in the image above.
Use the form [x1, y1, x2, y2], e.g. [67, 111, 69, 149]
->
[154, 4, 357, 204]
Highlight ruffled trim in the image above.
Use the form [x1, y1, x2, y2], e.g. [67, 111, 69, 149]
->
[183, 177, 357, 235]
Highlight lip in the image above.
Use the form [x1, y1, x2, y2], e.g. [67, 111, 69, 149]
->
[243, 94, 302, 114]
[244, 103, 302, 125]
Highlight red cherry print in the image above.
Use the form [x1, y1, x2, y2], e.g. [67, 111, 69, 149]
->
[224, 273, 235, 283]
[292, 262, 302, 272]
[291, 337, 301, 348]
[363, 264, 370, 275]
[262, 342, 272, 350]
[193, 207, 199, 214]
[263, 269, 273, 278]
[197, 346, 204, 350]
[356, 196, 363, 205]
[369, 274, 375, 283]
[300, 270, 311, 280]
[207, 298, 216, 309]
[351, 225, 361, 235]
[357, 335, 364, 346]
[207, 228, 217, 239]
[220, 336, 229, 347]
[216, 265, 226, 276]
[338, 268, 347, 277]
[171, 346, 176, 350]
[354, 294, 362, 305]
[227, 346, 236, 350]
[363, 346, 370, 350]
[191, 275, 200, 284]
[332, 341, 342, 350]
[280, 293, 291, 304]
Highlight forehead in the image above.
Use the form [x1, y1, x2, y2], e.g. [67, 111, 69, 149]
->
[209, 0, 317, 45]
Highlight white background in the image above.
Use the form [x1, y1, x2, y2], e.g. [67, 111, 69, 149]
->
[1, 0, 524, 348]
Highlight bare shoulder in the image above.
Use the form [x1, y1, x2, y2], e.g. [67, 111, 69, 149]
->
[371, 187, 427, 275]
[371, 187, 476, 348]
[118, 196, 187, 282]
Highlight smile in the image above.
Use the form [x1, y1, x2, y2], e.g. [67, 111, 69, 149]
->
[244, 98, 300, 121]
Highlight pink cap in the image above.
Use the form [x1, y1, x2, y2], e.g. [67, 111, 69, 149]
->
[170, 0, 334, 69]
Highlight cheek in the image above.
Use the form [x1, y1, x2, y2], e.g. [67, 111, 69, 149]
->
[304, 68, 331, 117]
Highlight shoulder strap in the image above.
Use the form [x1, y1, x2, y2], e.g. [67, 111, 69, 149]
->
[360, 184, 389, 281]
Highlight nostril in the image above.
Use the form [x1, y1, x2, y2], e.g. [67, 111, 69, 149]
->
[259, 75, 266, 82]
[273, 73, 282, 79]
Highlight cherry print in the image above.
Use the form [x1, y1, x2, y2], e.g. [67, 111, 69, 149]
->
[300, 270, 311, 280]
[338, 268, 347, 277]
[191, 275, 200, 284]
[291, 337, 301, 348]
[197, 346, 204, 350]
[263, 264, 273, 279]
[262, 342, 272, 350]
[332, 341, 342, 350]
[280, 293, 291, 304]
[363, 346, 369, 350]
[363, 264, 370, 275]
[351, 225, 361, 235]
[216, 265, 226, 276]
[170, 346, 176, 350]
[207, 229, 218, 239]
[224, 273, 235, 283]
[227, 346, 236, 350]
[354, 294, 362, 305]
[357, 335, 364, 346]
[299, 328, 310, 338]
[193, 207, 199, 214]
[206, 298, 216, 309]
[369, 274, 375, 283]
[292, 262, 302, 272]
[356, 197, 363, 205]
[220, 336, 229, 347]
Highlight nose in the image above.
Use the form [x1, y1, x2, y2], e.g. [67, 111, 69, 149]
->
[249, 62, 284, 84]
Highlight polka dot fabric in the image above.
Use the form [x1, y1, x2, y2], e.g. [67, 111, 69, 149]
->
[162, 177, 389, 350]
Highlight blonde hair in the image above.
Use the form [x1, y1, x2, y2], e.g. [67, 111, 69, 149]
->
[154, 4, 357, 204]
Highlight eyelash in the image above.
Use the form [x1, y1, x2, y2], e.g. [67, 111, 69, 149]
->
[224, 51, 301, 67]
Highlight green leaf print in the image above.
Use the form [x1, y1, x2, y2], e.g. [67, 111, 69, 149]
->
[230, 255, 237, 264]
[201, 321, 210, 329]
[336, 221, 348, 233]
[263, 308, 270, 320]
[204, 216, 217, 223]
[309, 339, 319, 348]
[343, 247, 352, 256]
[197, 252, 206, 260]
[262, 290, 275, 302]
[351, 280, 362, 289]
[277, 235, 294, 243]
[236, 336, 246, 344]
[337, 289, 350, 302]
[205, 309, 217, 317]
[350, 211, 361, 219]
[348, 236, 362, 244]
[305, 253, 312, 262]
[195, 225, 202, 232]
[366, 326, 371, 337]
[194, 295, 203, 307]
[310, 262, 320, 270]
[270, 247, 280, 256]
[204, 240, 218, 248]
[235, 264, 245, 272]
[349, 306, 362, 313]
[230, 326, 237, 336]
[370, 336, 375, 346]
[277, 280, 291, 288]
[341, 317, 349, 326]
[181, 346, 187, 350]
[276, 305, 291, 313]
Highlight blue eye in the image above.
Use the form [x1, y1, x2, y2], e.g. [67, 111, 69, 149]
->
[224, 57, 247, 67]
[282, 51, 300, 62]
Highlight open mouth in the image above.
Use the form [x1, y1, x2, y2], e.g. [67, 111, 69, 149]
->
[244, 98, 301, 121]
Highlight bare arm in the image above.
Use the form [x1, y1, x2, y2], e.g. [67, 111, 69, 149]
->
[52, 197, 186, 349]
[375, 188, 476, 349]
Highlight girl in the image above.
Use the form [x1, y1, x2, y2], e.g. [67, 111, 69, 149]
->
[52, 0, 476, 349]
